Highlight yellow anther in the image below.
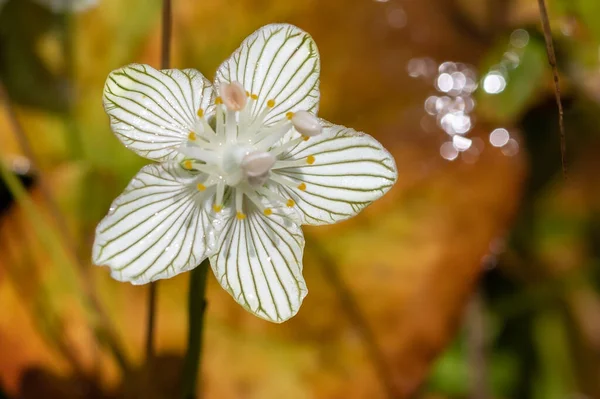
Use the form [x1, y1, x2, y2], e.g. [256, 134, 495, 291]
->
[286, 112, 294, 120]
[267, 99, 275, 108]
[251, 94, 258, 100]
[263, 208, 273, 216]
[236, 212, 246, 220]
[197, 108, 204, 118]
[245, 91, 250, 97]
[297, 183, 306, 191]
[213, 204, 223, 213]
[196, 183, 206, 191]
[215, 97, 223, 105]
[286, 199, 295, 208]
[306, 155, 315, 165]
[184, 160, 193, 170]
[302, 135, 310, 141]
[188, 132, 197, 141]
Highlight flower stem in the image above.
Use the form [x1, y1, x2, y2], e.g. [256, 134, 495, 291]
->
[181, 259, 210, 399]
[537, 0, 567, 178]
[146, 0, 173, 362]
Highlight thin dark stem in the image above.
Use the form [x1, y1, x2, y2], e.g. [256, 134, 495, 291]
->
[309, 238, 398, 398]
[146, 282, 158, 359]
[537, 0, 567, 178]
[146, 0, 173, 362]
[181, 260, 210, 399]
[161, 0, 172, 70]
[466, 288, 488, 399]
[0, 84, 129, 372]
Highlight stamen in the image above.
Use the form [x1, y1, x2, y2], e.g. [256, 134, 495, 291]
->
[251, 94, 258, 100]
[216, 105, 225, 137]
[306, 155, 315, 165]
[240, 186, 271, 215]
[179, 146, 220, 165]
[256, 186, 289, 206]
[235, 189, 244, 216]
[286, 199, 295, 207]
[241, 151, 276, 178]
[246, 102, 273, 137]
[226, 109, 237, 143]
[247, 117, 289, 144]
[182, 161, 220, 176]
[263, 208, 273, 216]
[291, 111, 322, 137]
[286, 112, 294, 120]
[269, 173, 308, 193]
[188, 132, 197, 141]
[220, 81, 247, 111]
[271, 157, 313, 170]
[269, 136, 303, 157]
[197, 183, 206, 191]
[267, 99, 275, 108]
[236, 212, 246, 220]
[196, 112, 217, 137]
[214, 181, 225, 212]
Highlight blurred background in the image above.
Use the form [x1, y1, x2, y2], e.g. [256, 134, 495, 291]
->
[1, 0, 599, 398]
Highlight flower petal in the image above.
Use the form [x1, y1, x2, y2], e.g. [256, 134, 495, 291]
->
[103, 64, 214, 162]
[93, 162, 216, 284]
[273, 122, 397, 225]
[214, 23, 320, 126]
[210, 206, 307, 323]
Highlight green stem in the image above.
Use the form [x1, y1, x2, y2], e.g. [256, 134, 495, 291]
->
[181, 259, 210, 399]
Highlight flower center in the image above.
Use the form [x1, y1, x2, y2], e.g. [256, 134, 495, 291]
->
[179, 81, 322, 218]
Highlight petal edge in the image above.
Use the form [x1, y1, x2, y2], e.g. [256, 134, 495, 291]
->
[273, 121, 397, 225]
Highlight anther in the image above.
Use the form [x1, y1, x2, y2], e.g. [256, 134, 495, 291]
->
[213, 204, 223, 213]
[215, 97, 223, 105]
[267, 99, 275, 108]
[302, 136, 310, 141]
[291, 111, 322, 137]
[183, 160, 193, 170]
[286, 112, 294, 120]
[286, 199, 295, 207]
[197, 183, 206, 191]
[236, 212, 246, 220]
[297, 183, 306, 191]
[197, 108, 204, 118]
[251, 94, 258, 100]
[263, 208, 273, 216]
[220, 81, 247, 111]
[306, 155, 315, 165]
[188, 132, 197, 141]
[241, 151, 276, 178]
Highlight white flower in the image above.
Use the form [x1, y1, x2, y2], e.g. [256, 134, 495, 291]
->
[93, 24, 397, 322]
[34, 0, 98, 13]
